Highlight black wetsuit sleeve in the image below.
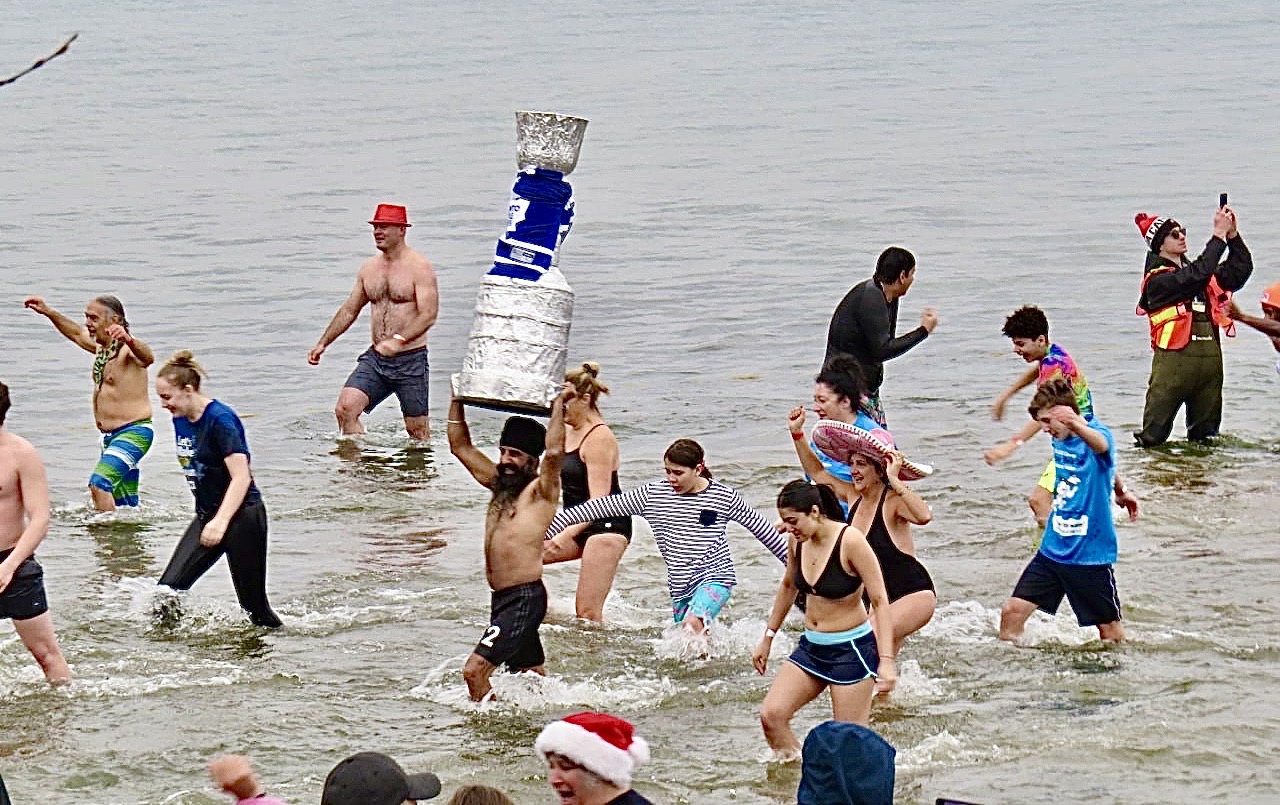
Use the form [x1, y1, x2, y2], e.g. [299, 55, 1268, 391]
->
[1141, 238, 1227, 310]
[824, 289, 862, 362]
[1216, 234, 1254, 292]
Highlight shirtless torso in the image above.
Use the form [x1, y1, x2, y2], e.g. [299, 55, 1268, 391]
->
[484, 483, 559, 591]
[357, 248, 437, 352]
[0, 429, 40, 553]
[449, 391, 567, 700]
[93, 344, 153, 432]
[22, 296, 153, 432]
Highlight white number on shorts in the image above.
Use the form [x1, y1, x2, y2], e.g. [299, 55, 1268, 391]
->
[480, 625, 502, 648]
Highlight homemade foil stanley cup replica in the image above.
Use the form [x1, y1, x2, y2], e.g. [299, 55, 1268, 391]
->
[452, 111, 588, 414]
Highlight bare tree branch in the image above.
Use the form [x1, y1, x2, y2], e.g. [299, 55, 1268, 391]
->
[0, 32, 79, 89]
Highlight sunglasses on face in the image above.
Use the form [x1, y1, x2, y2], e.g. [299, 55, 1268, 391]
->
[1168, 227, 1187, 239]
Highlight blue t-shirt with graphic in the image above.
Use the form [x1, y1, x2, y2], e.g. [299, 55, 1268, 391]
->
[173, 400, 260, 518]
[1039, 415, 1116, 565]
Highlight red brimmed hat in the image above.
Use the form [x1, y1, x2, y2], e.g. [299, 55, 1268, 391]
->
[535, 712, 650, 788]
[369, 203, 411, 227]
[1135, 212, 1174, 252]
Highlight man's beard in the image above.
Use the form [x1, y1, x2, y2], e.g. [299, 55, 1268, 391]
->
[490, 462, 537, 506]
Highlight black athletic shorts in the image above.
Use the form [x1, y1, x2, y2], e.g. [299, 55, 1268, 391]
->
[1011, 552, 1122, 627]
[474, 580, 547, 670]
[571, 517, 634, 550]
[0, 550, 49, 621]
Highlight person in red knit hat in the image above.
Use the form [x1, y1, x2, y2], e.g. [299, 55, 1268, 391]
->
[535, 712, 653, 804]
[1133, 204, 1252, 445]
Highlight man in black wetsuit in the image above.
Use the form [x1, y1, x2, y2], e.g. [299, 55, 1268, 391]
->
[825, 247, 938, 424]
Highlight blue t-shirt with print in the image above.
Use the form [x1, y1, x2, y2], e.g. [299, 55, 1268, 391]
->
[173, 400, 261, 518]
[1039, 415, 1116, 565]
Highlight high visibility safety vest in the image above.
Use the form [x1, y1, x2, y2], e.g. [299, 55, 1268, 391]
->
[1137, 267, 1236, 351]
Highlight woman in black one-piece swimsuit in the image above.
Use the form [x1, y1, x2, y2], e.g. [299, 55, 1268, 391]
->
[788, 407, 937, 659]
[543, 363, 632, 622]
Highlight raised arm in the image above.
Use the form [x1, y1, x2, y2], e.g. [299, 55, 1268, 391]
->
[23, 297, 97, 353]
[105, 323, 154, 367]
[545, 485, 651, 538]
[726, 490, 788, 564]
[1216, 212, 1253, 291]
[308, 272, 370, 364]
[0, 439, 51, 593]
[883, 452, 932, 526]
[1052, 407, 1111, 456]
[787, 407, 853, 500]
[1141, 209, 1233, 310]
[447, 395, 497, 487]
[535, 391, 568, 503]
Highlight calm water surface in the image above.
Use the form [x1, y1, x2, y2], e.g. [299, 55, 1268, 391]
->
[2, 2, 1279, 803]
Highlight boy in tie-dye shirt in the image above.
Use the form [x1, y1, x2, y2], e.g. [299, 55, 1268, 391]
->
[984, 306, 1137, 526]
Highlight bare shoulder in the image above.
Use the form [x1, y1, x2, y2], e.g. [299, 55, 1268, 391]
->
[580, 424, 619, 455]
[0, 431, 40, 462]
[403, 248, 435, 275]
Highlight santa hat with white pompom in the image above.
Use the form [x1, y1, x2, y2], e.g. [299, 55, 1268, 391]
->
[535, 712, 650, 788]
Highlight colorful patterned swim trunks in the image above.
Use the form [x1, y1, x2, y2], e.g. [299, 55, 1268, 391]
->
[89, 419, 154, 507]
[672, 581, 733, 625]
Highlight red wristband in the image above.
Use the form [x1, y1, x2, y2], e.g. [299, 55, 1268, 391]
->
[790, 431, 804, 441]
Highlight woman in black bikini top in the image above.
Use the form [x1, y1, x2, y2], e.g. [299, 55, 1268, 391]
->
[792, 524, 863, 600]
[752, 480, 897, 758]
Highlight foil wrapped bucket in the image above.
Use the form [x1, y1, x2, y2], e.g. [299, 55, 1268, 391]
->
[515, 111, 588, 175]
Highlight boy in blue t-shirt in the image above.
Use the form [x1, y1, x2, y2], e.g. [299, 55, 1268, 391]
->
[999, 379, 1129, 643]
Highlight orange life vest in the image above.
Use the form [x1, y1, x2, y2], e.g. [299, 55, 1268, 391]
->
[1137, 267, 1236, 351]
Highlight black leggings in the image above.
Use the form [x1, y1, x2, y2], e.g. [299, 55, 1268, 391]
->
[158, 500, 281, 628]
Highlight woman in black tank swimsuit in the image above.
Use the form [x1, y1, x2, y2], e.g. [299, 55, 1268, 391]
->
[543, 363, 632, 623]
[752, 480, 897, 759]
[787, 407, 937, 657]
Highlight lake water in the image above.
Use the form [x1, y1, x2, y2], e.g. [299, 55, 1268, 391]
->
[2, 1, 1279, 802]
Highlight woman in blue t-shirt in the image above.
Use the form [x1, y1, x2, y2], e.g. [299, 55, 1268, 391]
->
[154, 351, 280, 627]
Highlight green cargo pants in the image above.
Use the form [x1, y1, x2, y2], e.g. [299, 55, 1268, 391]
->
[1135, 316, 1223, 446]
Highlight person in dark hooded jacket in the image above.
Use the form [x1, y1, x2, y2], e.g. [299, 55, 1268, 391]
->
[797, 720, 895, 805]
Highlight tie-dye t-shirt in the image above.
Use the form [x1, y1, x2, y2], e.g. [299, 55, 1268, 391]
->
[1038, 343, 1093, 418]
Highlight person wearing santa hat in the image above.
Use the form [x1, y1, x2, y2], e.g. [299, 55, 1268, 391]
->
[1227, 279, 1280, 374]
[535, 712, 653, 804]
[1133, 204, 1253, 446]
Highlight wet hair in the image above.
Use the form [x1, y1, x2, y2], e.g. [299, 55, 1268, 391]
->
[873, 246, 916, 285]
[1002, 305, 1049, 340]
[1028, 378, 1078, 417]
[0, 381, 9, 427]
[565, 361, 609, 409]
[776, 479, 845, 521]
[448, 785, 515, 805]
[664, 438, 712, 478]
[815, 355, 869, 406]
[158, 350, 206, 391]
[93, 295, 129, 331]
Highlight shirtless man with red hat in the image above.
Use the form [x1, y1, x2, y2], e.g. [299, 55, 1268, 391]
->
[309, 204, 440, 440]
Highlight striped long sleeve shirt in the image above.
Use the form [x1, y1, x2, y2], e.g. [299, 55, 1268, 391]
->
[546, 479, 788, 602]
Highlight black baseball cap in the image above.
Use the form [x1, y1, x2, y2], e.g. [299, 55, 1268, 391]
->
[321, 752, 441, 805]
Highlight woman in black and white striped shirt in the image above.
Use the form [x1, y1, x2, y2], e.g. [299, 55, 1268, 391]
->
[546, 439, 786, 634]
